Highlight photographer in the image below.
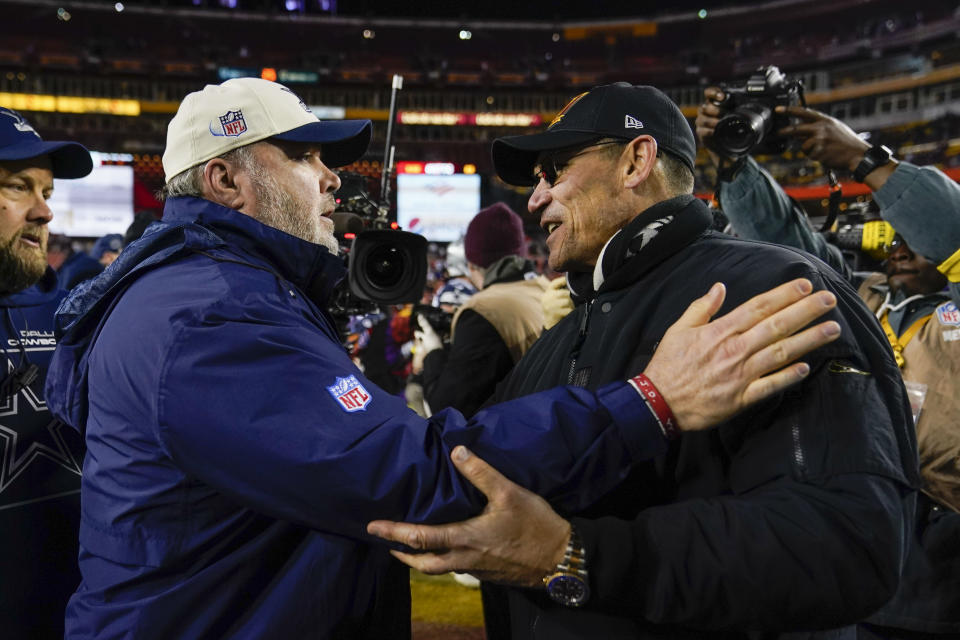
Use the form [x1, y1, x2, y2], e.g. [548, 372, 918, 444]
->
[697, 85, 960, 639]
[419, 203, 550, 417]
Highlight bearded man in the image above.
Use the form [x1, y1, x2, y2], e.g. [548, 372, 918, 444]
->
[0, 106, 92, 638]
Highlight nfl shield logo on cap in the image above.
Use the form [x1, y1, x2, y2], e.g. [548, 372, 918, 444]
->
[216, 110, 247, 137]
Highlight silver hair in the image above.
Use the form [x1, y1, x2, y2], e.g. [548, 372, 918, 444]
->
[598, 138, 694, 196]
[657, 152, 695, 196]
[157, 145, 257, 201]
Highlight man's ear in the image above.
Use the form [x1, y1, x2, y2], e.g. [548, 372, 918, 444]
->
[621, 135, 659, 190]
[202, 157, 248, 210]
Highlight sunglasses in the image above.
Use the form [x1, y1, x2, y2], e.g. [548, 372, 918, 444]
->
[533, 140, 626, 186]
[881, 233, 905, 257]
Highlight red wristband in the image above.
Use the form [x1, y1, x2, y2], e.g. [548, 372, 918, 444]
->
[628, 374, 680, 440]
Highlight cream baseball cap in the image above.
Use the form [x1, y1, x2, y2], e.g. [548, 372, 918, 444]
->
[162, 77, 372, 182]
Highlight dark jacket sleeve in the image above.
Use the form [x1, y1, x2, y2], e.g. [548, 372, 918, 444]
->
[421, 308, 516, 417]
[717, 157, 854, 281]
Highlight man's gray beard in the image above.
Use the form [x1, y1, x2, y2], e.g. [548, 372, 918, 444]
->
[248, 167, 339, 256]
[0, 231, 47, 294]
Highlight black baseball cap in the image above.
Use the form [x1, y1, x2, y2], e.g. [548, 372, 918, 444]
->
[492, 82, 696, 186]
[0, 107, 93, 178]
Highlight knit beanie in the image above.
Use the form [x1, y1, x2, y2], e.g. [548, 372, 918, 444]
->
[464, 203, 526, 269]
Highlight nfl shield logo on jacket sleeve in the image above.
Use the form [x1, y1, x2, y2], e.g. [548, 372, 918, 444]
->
[327, 375, 372, 412]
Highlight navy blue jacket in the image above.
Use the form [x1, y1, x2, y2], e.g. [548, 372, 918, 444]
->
[45, 197, 670, 639]
[0, 268, 82, 639]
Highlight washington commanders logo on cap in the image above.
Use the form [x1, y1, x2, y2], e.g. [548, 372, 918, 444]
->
[327, 375, 372, 412]
[549, 91, 588, 128]
[211, 109, 248, 137]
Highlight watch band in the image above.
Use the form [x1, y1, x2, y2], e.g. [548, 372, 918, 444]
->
[543, 523, 590, 607]
[853, 144, 893, 182]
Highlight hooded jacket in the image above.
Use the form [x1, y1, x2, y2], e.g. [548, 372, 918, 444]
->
[0, 268, 82, 640]
[487, 195, 919, 639]
[45, 196, 672, 640]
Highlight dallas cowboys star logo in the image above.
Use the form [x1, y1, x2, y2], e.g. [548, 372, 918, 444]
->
[0, 353, 81, 509]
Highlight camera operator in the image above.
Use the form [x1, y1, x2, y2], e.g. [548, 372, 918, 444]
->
[697, 86, 960, 640]
[418, 203, 551, 418]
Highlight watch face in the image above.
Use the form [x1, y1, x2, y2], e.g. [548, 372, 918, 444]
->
[547, 574, 589, 607]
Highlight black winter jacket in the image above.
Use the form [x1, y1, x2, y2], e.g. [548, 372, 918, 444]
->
[488, 195, 920, 640]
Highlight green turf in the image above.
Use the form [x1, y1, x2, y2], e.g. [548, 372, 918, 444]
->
[410, 571, 484, 627]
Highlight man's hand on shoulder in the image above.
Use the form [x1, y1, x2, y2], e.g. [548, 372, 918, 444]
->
[644, 278, 840, 431]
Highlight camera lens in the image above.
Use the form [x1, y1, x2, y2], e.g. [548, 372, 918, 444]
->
[364, 244, 406, 289]
[348, 229, 428, 304]
[714, 104, 772, 157]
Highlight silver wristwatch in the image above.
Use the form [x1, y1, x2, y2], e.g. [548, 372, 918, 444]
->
[542, 523, 590, 607]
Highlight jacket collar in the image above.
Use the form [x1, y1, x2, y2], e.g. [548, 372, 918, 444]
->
[163, 197, 345, 293]
[482, 255, 537, 288]
[568, 194, 713, 300]
[867, 280, 951, 319]
[0, 267, 62, 307]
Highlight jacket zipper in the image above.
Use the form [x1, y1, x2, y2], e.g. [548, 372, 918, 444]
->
[567, 300, 593, 384]
[791, 423, 807, 475]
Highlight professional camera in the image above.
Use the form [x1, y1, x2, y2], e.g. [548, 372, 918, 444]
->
[713, 65, 804, 158]
[831, 219, 897, 260]
[412, 304, 453, 342]
[328, 173, 427, 317]
[817, 201, 891, 271]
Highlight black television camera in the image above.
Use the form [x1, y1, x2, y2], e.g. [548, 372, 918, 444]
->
[713, 65, 805, 158]
[328, 173, 427, 318]
[411, 304, 454, 344]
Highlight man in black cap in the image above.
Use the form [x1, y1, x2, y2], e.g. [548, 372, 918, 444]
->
[369, 83, 920, 639]
[0, 106, 92, 639]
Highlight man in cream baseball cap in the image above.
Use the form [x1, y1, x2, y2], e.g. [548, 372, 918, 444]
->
[157, 77, 371, 254]
[162, 77, 370, 181]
